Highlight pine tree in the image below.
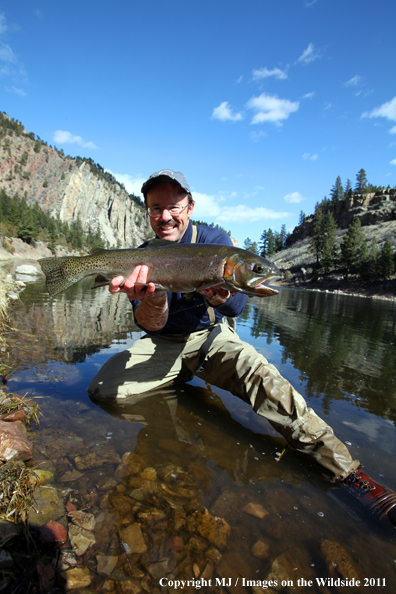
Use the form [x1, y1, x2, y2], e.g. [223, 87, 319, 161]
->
[243, 238, 259, 254]
[259, 228, 276, 257]
[298, 210, 306, 226]
[330, 176, 344, 204]
[309, 208, 325, 266]
[355, 169, 368, 194]
[321, 211, 338, 273]
[340, 217, 365, 275]
[368, 237, 378, 276]
[378, 240, 394, 279]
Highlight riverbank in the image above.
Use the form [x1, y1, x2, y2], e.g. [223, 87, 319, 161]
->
[278, 275, 396, 302]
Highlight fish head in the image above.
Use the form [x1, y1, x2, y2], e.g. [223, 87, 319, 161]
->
[224, 251, 283, 297]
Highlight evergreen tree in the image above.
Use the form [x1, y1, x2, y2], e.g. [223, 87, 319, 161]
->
[378, 240, 394, 279]
[259, 228, 276, 257]
[309, 208, 324, 266]
[355, 169, 368, 194]
[298, 210, 306, 226]
[243, 238, 259, 254]
[340, 217, 365, 275]
[321, 212, 338, 273]
[330, 176, 344, 204]
[368, 237, 378, 276]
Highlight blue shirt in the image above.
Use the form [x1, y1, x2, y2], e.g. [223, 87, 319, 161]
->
[132, 221, 247, 335]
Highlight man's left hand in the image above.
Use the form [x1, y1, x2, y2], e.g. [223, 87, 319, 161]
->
[196, 285, 234, 307]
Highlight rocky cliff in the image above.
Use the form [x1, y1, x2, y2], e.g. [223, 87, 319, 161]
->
[287, 189, 396, 244]
[0, 114, 151, 247]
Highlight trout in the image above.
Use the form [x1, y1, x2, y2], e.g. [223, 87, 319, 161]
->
[38, 240, 282, 298]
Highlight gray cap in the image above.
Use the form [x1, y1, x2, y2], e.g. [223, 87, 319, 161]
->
[141, 169, 191, 197]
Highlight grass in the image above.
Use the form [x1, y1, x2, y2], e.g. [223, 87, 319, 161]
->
[0, 461, 39, 523]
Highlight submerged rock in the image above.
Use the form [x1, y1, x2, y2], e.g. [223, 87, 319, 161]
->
[60, 566, 92, 590]
[38, 521, 68, 545]
[119, 523, 147, 555]
[68, 524, 96, 556]
[29, 485, 65, 528]
[96, 554, 118, 576]
[320, 540, 361, 581]
[189, 509, 231, 550]
[242, 502, 269, 519]
[68, 510, 96, 531]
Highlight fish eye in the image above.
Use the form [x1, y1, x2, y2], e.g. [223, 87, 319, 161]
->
[254, 264, 264, 273]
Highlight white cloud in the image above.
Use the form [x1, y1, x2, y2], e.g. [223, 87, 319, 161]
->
[246, 93, 299, 125]
[192, 192, 290, 224]
[297, 43, 320, 64]
[211, 101, 243, 122]
[390, 125, 396, 134]
[250, 130, 267, 142]
[236, 75, 243, 84]
[362, 96, 396, 127]
[6, 85, 25, 96]
[303, 92, 315, 99]
[302, 152, 318, 161]
[0, 42, 17, 64]
[106, 171, 146, 197]
[391, 158, 396, 166]
[284, 192, 305, 204]
[0, 13, 8, 35]
[305, 0, 318, 6]
[345, 75, 362, 87]
[252, 67, 288, 81]
[53, 130, 99, 149]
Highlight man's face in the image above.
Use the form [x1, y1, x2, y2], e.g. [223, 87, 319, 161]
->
[146, 182, 194, 242]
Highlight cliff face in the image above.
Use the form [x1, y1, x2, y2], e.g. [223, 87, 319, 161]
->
[287, 189, 396, 245]
[0, 123, 152, 247]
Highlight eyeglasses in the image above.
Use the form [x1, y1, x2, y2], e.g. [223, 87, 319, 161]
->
[146, 202, 190, 218]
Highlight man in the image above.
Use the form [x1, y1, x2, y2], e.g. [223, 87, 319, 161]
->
[88, 169, 359, 480]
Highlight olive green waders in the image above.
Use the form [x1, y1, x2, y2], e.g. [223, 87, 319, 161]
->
[88, 324, 359, 479]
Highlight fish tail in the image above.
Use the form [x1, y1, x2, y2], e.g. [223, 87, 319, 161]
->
[38, 256, 84, 296]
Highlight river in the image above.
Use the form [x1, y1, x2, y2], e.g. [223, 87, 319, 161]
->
[4, 269, 396, 592]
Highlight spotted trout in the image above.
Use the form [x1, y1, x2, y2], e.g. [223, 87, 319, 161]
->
[38, 241, 282, 297]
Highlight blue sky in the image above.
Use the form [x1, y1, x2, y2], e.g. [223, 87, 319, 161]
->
[1, 0, 396, 247]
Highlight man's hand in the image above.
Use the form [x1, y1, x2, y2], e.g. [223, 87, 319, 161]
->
[109, 265, 157, 301]
[196, 284, 234, 307]
[109, 265, 168, 332]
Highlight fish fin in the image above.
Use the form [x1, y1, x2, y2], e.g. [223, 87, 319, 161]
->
[38, 256, 80, 296]
[90, 247, 108, 255]
[134, 281, 166, 290]
[91, 274, 112, 290]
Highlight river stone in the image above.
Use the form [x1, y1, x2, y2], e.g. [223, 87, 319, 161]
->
[119, 523, 147, 555]
[58, 469, 84, 482]
[320, 540, 361, 581]
[68, 524, 96, 556]
[60, 566, 92, 590]
[189, 509, 231, 550]
[242, 502, 269, 519]
[68, 510, 96, 531]
[28, 485, 65, 528]
[15, 265, 41, 275]
[38, 521, 68, 544]
[96, 554, 118, 576]
[252, 539, 270, 559]
[266, 546, 314, 590]
[73, 447, 120, 470]
[217, 551, 254, 594]
[0, 420, 33, 462]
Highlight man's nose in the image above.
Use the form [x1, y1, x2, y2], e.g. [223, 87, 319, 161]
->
[159, 208, 173, 221]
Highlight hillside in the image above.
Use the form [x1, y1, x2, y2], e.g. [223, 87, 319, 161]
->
[271, 192, 396, 298]
[0, 113, 151, 248]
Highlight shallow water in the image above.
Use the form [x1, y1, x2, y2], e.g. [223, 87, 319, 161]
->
[5, 273, 396, 592]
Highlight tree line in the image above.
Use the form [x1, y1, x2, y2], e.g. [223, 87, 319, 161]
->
[0, 189, 108, 252]
[242, 168, 395, 280]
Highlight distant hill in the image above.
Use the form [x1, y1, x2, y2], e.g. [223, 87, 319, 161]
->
[0, 112, 151, 247]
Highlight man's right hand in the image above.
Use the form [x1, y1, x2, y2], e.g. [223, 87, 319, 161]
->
[109, 265, 157, 301]
[110, 265, 169, 331]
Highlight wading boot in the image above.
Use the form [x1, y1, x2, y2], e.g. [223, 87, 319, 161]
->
[343, 468, 396, 528]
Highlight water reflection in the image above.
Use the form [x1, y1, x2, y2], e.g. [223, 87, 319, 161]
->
[5, 277, 396, 590]
[244, 290, 396, 424]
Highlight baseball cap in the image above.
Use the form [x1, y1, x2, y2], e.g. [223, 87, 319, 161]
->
[141, 170, 191, 197]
